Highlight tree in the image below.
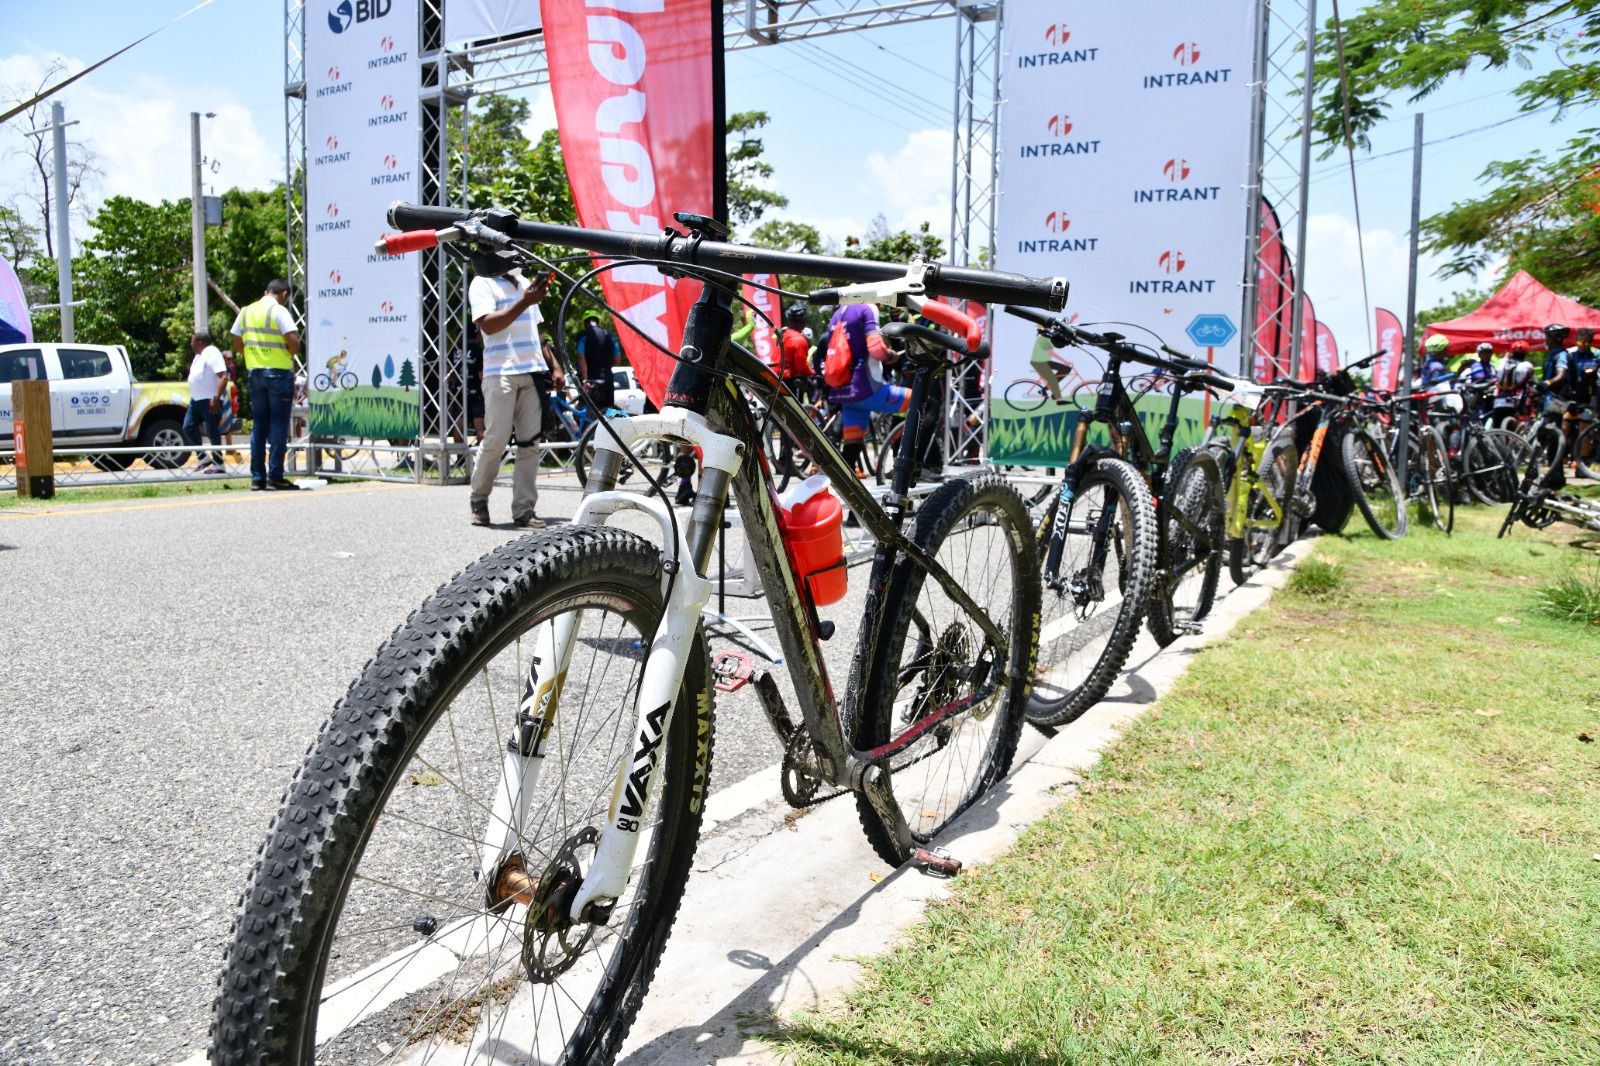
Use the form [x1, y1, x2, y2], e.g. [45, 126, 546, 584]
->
[843, 217, 945, 263]
[371, 364, 383, 388]
[726, 111, 787, 230]
[397, 358, 416, 390]
[2, 60, 102, 261]
[1311, 2, 1600, 303]
[1419, 286, 1491, 334]
[384, 354, 395, 379]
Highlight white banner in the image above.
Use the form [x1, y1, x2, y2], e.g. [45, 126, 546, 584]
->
[445, 0, 541, 47]
[306, 0, 422, 438]
[990, 0, 1259, 465]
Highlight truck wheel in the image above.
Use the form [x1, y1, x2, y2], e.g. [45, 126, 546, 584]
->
[140, 417, 191, 469]
[89, 452, 132, 472]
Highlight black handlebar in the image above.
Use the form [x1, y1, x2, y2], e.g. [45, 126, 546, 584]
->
[387, 203, 1068, 311]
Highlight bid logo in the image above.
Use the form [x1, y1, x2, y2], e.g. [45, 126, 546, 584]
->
[1043, 211, 1070, 233]
[328, 269, 342, 284]
[328, 0, 391, 34]
[1173, 42, 1201, 65]
[1163, 158, 1191, 182]
[1045, 114, 1073, 137]
[325, 134, 340, 150]
[379, 94, 395, 111]
[325, 202, 341, 218]
[1158, 250, 1186, 273]
[1043, 23, 1070, 45]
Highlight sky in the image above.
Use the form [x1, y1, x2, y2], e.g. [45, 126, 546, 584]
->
[1, 0, 1594, 363]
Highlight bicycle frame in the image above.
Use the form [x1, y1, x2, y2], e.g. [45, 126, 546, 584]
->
[482, 283, 1019, 921]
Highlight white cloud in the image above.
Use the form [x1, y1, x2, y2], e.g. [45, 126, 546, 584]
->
[517, 86, 557, 139]
[863, 126, 955, 236]
[1, 52, 281, 242]
[1299, 211, 1479, 363]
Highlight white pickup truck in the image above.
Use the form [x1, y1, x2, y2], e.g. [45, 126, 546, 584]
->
[0, 342, 195, 470]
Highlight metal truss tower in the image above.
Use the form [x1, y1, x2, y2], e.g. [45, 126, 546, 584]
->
[1242, 0, 1317, 382]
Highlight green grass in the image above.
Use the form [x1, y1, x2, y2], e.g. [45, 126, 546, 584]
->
[763, 509, 1600, 1065]
[0, 478, 257, 508]
[308, 385, 419, 438]
[989, 395, 1208, 467]
[1534, 562, 1600, 629]
[1286, 557, 1349, 599]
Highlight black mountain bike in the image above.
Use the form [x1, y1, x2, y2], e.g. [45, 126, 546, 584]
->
[210, 204, 1066, 1066]
[1003, 305, 1232, 727]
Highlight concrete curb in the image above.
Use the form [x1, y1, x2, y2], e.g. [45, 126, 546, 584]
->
[614, 537, 1316, 1065]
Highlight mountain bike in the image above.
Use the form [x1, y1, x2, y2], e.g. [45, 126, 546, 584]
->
[1499, 421, 1600, 536]
[1002, 305, 1231, 727]
[209, 204, 1066, 1066]
[1438, 380, 1525, 505]
[1201, 381, 1296, 586]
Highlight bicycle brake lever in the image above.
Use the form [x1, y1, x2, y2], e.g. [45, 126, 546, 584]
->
[808, 258, 929, 306]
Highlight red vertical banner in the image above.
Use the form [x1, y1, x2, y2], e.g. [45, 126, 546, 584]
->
[1374, 307, 1403, 392]
[1298, 294, 1318, 382]
[544, 0, 716, 407]
[1315, 320, 1339, 375]
[742, 273, 779, 367]
[1254, 199, 1289, 383]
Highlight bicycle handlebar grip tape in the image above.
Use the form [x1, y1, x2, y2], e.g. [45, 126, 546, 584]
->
[917, 300, 983, 351]
[389, 202, 473, 231]
[377, 230, 440, 256]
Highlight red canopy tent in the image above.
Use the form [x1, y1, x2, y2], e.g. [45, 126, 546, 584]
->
[1422, 270, 1600, 354]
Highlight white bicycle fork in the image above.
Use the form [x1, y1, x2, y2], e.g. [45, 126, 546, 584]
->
[476, 408, 744, 922]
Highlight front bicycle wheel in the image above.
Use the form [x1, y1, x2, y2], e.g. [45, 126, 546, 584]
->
[852, 473, 1038, 866]
[1027, 457, 1156, 727]
[1147, 447, 1225, 647]
[1004, 379, 1048, 412]
[211, 527, 716, 1066]
[1414, 425, 1455, 534]
[1462, 429, 1518, 505]
[1342, 427, 1406, 539]
[1573, 421, 1600, 482]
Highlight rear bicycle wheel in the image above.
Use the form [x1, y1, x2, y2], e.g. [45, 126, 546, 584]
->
[1003, 379, 1048, 412]
[1341, 427, 1406, 539]
[211, 527, 715, 1066]
[1573, 421, 1600, 481]
[1026, 457, 1156, 727]
[1463, 429, 1518, 505]
[852, 474, 1038, 866]
[1228, 435, 1297, 586]
[1414, 425, 1455, 534]
[759, 409, 800, 493]
[1147, 447, 1224, 647]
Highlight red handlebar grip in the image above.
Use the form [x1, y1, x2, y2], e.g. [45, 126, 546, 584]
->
[378, 230, 439, 255]
[919, 299, 982, 352]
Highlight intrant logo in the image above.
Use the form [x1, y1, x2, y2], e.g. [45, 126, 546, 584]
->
[328, 269, 342, 284]
[1173, 42, 1201, 65]
[382, 153, 398, 170]
[1043, 211, 1070, 234]
[1045, 114, 1073, 137]
[328, 0, 390, 34]
[327, 65, 342, 81]
[325, 134, 339, 150]
[379, 34, 395, 52]
[379, 299, 395, 313]
[1043, 23, 1070, 45]
[1158, 250, 1186, 273]
[379, 94, 395, 111]
[325, 202, 340, 218]
[1163, 158, 1191, 182]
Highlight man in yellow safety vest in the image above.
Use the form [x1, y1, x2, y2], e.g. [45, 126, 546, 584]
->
[230, 279, 302, 490]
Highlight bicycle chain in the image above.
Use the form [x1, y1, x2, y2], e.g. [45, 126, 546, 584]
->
[780, 729, 848, 809]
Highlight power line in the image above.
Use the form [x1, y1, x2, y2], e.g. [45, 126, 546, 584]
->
[763, 64, 929, 138]
[1308, 100, 1566, 184]
[791, 40, 951, 129]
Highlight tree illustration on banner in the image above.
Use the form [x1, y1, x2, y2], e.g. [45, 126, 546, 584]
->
[371, 365, 382, 389]
[384, 354, 395, 380]
[397, 358, 416, 390]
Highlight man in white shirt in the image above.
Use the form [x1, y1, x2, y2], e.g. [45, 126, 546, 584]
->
[184, 331, 228, 472]
[467, 267, 560, 526]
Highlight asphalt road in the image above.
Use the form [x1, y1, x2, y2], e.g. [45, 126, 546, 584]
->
[0, 470, 888, 1066]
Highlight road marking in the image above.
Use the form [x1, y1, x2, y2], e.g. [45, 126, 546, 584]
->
[0, 481, 411, 520]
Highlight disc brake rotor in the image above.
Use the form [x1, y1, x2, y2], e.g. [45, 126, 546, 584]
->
[522, 826, 599, 984]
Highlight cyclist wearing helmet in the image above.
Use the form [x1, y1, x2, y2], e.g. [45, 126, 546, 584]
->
[1464, 342, 1497, 384]
[1418, 333, 1452, 386]
[1542, 323, 1572, 399]
[778, 304, 815, 395]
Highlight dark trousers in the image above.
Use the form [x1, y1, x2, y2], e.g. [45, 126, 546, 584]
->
[184, 399, 222, 465]
[248, 368, 294, 483]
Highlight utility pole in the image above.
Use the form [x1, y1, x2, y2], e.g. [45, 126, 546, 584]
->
[191, 111, 208, 333]
[1396, 113, 1424, 497]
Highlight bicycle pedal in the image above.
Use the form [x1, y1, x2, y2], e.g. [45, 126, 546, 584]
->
[911, 846, 962, 878]
[711, 650, 754, 693]
[1177, 621, 1204, 636]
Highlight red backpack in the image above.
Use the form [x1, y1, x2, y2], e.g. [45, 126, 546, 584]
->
[823, 322, 854, 388]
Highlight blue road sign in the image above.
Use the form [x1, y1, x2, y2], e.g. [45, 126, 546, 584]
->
[1186, 314, 1237, 349]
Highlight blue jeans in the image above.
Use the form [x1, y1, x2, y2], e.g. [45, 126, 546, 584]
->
[183, 398, 222, 465]
[249, 368, 294, 483]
